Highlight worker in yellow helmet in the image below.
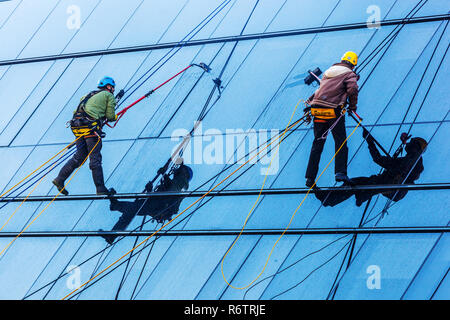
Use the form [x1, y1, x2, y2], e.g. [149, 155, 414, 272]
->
[304, 51, 360, 188]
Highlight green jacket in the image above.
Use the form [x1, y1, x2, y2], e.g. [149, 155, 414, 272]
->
[77, 90, 117, 122]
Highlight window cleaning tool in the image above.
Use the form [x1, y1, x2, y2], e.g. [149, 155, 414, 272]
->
[304, 67, 322, 85]
[106, 62, 212, 128]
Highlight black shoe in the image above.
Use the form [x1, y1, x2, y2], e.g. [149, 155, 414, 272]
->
[97, 187, 117, 196]
[355, 193, 371, 207]
[335, 173, 350, 183]
[52, 179, 69, 196]
[306, 178, 316, 189]
[99, 229, 116, 245]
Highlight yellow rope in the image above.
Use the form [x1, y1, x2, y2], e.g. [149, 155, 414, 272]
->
[0, 136, 100, 257]
[0, 147, 70, 232]
[220, 116, 362, 290]
[0, 136, 82, 200]
[61, 115, 308, 300]
[220, 98, 303, 289]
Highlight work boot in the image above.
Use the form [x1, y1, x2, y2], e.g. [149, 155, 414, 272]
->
[52, 179, 69, 196]
[98, 187, 117, 197]
[355, 192, 371, 207]
[335, 173, 351, 184]
[306, 178, 317, 189]
[91, 167, 113, 195]
[99, 229, 116, 245]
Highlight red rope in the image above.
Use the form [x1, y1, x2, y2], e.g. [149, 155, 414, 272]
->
[105, 64, 194, 128]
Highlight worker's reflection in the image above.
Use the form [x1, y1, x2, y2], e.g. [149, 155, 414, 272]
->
[101, 165, 193, 244]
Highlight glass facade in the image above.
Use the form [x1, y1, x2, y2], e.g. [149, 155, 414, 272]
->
[0, 0, 448, 300]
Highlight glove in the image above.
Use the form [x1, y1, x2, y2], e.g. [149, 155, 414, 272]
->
[348, 104, 357, 112]
[115, 89, 125, 101]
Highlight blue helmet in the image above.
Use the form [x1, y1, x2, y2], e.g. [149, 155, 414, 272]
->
[98, 76, 116, 88]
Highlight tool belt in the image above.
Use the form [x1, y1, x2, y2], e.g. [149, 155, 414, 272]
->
[69, 90, 105, 138]
[310, 104, 345, 120]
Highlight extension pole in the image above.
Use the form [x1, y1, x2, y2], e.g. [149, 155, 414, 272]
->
[106, 63, 210, 128]
[348, 111, 391, 157]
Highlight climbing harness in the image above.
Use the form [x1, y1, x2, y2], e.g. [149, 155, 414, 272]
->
[318, 109, 346, 140]
[68, 90, 105, 138]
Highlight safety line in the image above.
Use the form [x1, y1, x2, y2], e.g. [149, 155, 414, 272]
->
[76, 0, 264, 297]
[119, 0, 232, 103]
[0, 148, 74, 211]
[25, 107, 304, 300]
[0, 137, 80, 200]
[0, 135, 100, 258]
[332, 109, 450, 298]
[0, 147, 70, 232]
[61, 112, 307, 299]
[356, 0, 428, 73]
[243, 234, 351, 300]
[114, 215, 147, 300]
[219, 97, 301, 290]
[430, 267, 449, 300]
[220, 114, 362, 290]
[269, 237, 353, 300]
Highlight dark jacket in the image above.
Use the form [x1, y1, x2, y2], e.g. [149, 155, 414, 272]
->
[368, 140, 424, 184]
[140, 174, 189, 222]
[307, 63, 359, 109]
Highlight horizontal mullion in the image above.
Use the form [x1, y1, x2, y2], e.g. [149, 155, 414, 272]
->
[0, 226, 449, 238]
[0, 14, 448, 67]
[1, 183, 449, 203]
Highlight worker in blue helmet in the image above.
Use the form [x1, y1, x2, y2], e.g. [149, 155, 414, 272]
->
[52, 76, 120, 196]
[101, 164, 194, 244]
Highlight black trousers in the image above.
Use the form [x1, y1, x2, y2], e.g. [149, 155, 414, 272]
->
[315, 175, 408, 207]
[55, 135, 104, 187]
[305, 116, 348, 180]
[109, 197, 176, 231]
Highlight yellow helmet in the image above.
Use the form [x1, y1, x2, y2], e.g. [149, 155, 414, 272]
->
[341, 51, 358, 66]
